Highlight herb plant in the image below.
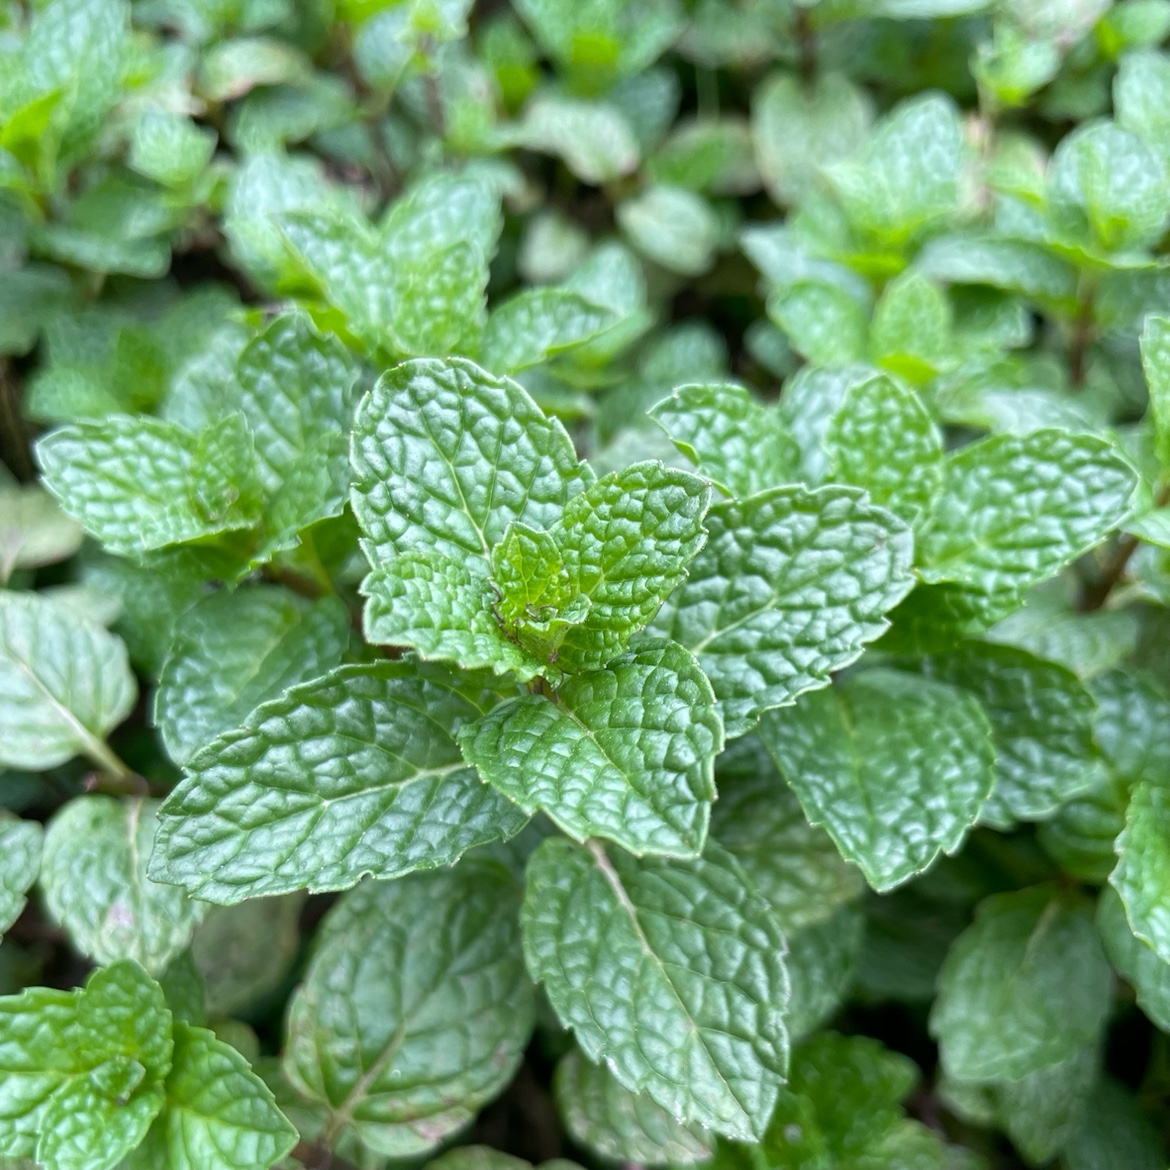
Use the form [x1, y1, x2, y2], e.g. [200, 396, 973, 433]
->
[3, 0, 1170, 1167]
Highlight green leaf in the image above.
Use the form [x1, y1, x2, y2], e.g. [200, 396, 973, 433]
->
[824, 373, 943, 525]
[915, 640, 1103, 827]
[0, 590, 136, 771]
[390, 241, 488, 358]
[1140, 313, 1170, 471]
[40, 796, 205, 974]
[460, 637, 721, 856]
[649, 382, 800, 499]
[129, 110, 216, 188]
[0, 816, 41, 936]
[1111, 780, 1170, 964]
[768, 280, 869, 367]
[554, 1048, 713, 1166]
[154, 586, 350, 765]
[511, 94, 640, 183]
[0, 484, 83, 584]
[351, 357, 592, 571]
[1116, 47, 1170, 158]
[480, 288, 618, 374]
[37, 415, 263, 557]
[380, 171, 502, 266]
[784, 904, 865, 1041]
[751, 72, 872, 207]
[710, 738, 865, 932]
[650, 487, 915, 737]
[617, 185, 720, 277]
[123, 1021, 297, 1170]
[759, 669, 994, 891]
[917, 233, 1079, 306]
[1063, 1077, 1165, 1170]
[1097, 885, 1170, 1033]
[283, 863, 534, 1157]
[868, 270, 953, 385]
[918, 430, 1137, 597]
[151, 664, 526, 903]
[930, 886, 1112, 1082]
[0, 960, 172, 1166]
[551, 462, 711, 673]
[522, 836, 788, 1141]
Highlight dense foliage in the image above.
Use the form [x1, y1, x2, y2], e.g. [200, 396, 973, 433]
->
[4, 0, 1170, 1166]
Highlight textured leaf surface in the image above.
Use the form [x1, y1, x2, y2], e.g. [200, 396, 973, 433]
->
[124, 1022, 297, 1170]
[0, 485, 83, 583]
[651, 487, 914, 736]
[460, 638, 721, 856]
[759, 669, 995, 891]
[554, 1048, 712, 1166]
[649, 382, 799, 499]
[930, 886, 1112, 1081]
[917, 640, 1102, 827]
[0, 590, 136, 770]
[523, 837, 789, 1141]
[551, 463, 711, 672]
[0, 816, 41, 936]
[155, 587, 349, 765]
[1112, 780, 1170, 965]
[784, 905, 865, 1042]
[284, 864, 534, 1157]
[1141, 314, 1170, 471]
[824, 374, 943, 524]
[351, 357, 592, 569]
[1098, 886, 1170, 1033]
[37, 415, 262, 556]
[480, 288, 617, 374]
[151, 664, 526, 903]
[41, 796, 205, 974]
[918, 430, 1137, 596]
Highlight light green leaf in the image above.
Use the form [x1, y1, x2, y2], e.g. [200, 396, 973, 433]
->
[1116, 48, 1170, 159]
[930, 885, 1112, 1082]
[151, 664, 526, 903]
[284, 863, 534, 1157]
[751, 72, 871, 207]
[129, 111, 216, 188]
[37, 415, 263, 557]
[123, 1022, 297, 1170]
[460, 637, 721, 856]
[480, 288, 618, 374]
[351, 357, 592, 571]
[0, 817, 41, 936]
[1098, 885, 1170, 1033]
[710, 738, 865, 932]
[154, 586, 350, 765]
[554, 1048, 713, 1166]
[1140, 313, 1170, 471]
[650, 487, 915, 736]
[916, 640, 1103, 827]
[1111, 780, 1170, 964]
[868, 270, 953, 385]
[767, 280, 869, 367]
[0, 960, 172, 1165]
[512, 94, 640, 184]
[784, 904, 865, 1041]
[551, 462, 711, 673]
[917, 233, 1079, 305]
[0, 590, 136, 771]
[0, 484, 83, 584]
[649, 383, 800, 499]
[390, 241, 488, 358]
[824, 373, 943, 525]
[617, 185, 720, 277]
[919, 429, 1137, 596]
[759, 669, 994, 891]
[522, 836, 788, 1141]
[41, 796, 205, 974]
[379, 172, 501, 266]
[994, 1045, 1097, 1166]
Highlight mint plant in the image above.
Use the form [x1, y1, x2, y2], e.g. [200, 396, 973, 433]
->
[5, 0, 1170, 1167]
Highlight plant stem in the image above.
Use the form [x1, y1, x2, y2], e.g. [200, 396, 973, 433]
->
[0, 358, 34, 481]
[795, 6, 817, 86]
[1068, 281, 1096, 389]
[291, 1140, 362, 1170]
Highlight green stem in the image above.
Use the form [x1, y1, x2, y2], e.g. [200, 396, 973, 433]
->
[82, 741, 149, 797]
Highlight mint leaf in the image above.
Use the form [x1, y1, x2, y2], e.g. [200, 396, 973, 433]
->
[283, 863, 533, 1157]
[650, 487, 915, 736]
[554, 1048, 713, 1166]
[351, 357, 592, 568]
[758, 668, 995, 891]
[480, 287, 618, 374]
[824, 373, 943, 525]
[151, 663, 526, 903]
[41, 796, 205, 974]
[522, 837, 788, 1141]
[617, 185, 720, 277]
[123, 1021, 297, 1170]
[511, 95, 641, 184]
[154, 587, 350, 765]
[767, 279, 869, 367]
[0, 484, 83, 583]
[784, 904, 865, 1041]
[1141, 313, 1170, 471]
[0, 815, 41, 936]
[37, 414, 262, 557]
[0, 960, 172, 1166]
[916, 640, 1103, 827]
[1098, 885, 1170, 1033]
[551, 462, 711, 673]
[869, 271, 953, 385]
[1111, 780, 1170, 964]
[460, 637, 721, 856]
[388, 240, 488, 358]
[0, 590, 136, 771]
[1064, 1078, 1165, 1170]
[930, 885, 1112, 1081]
[919, 429, 1137, 596]
[649, 382, 800, 499]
